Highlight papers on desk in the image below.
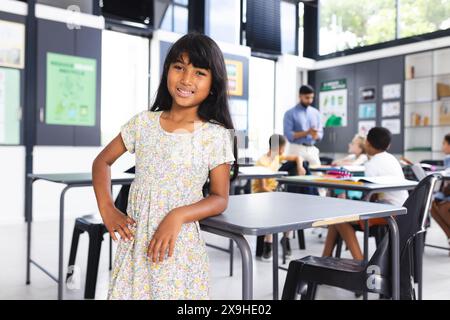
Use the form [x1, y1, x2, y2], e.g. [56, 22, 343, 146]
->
[286, 175, 414, 185]
[238, 166, 278, 175]
[347, 176, 414, 185]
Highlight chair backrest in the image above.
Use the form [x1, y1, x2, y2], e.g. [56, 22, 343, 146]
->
[320, 156, 334, 165]
[420, 159, 444, 166]
[367, 173, 441, 298]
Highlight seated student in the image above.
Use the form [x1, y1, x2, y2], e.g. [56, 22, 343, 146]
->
[331, 134, 368, 200]
[322, 127, 408, 260]
[430, 134, 450, 253]
[252, 134, 306, 261]
[332, 134, 368, 166]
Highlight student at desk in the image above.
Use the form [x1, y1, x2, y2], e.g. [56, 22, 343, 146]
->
[252, 134, 306, 261]
[332, 134, 368, 167]
[332, 134, 368, 200]
[322, 127, 408, 260]
[430, 134, 450, 253]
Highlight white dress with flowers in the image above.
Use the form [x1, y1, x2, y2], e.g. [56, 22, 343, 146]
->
[107, 110, 235, 300]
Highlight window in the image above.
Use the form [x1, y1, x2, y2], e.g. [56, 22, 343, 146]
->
[319, 0, 396, 56]
[319, 0, 450, 56]
[159, 0, 188, 34]
[205, 0, 241, 44]
[281, 0, 297, 54]
[398, 0, 450, 38]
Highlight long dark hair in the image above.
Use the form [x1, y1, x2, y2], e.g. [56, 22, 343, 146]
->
[150, 33, 234, 131]
[151, 33, 238, 183]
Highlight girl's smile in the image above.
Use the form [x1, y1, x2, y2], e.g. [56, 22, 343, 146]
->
[167, 52, 212, 108]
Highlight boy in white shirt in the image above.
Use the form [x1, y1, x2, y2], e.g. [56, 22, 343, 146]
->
[322, 127, 408, 260]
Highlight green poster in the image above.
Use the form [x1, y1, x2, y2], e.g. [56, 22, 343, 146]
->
[0, 67, 20, 144]
[46, 52, 96, 126]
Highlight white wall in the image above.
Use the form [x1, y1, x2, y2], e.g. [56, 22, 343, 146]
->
[247, 57, 275, 159]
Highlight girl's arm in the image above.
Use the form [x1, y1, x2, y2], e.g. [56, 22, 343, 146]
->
[92, 133, 136, 242]
[147, 163, 231, 263]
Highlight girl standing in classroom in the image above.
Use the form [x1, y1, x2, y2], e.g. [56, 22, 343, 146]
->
[92, 33, 236, 299]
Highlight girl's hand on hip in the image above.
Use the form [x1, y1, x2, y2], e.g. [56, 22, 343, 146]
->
[100, 205, 136, 242]
[147, 210, 183, 263]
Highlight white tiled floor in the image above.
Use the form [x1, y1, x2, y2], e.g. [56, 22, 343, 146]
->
[1, 220, 449, 300]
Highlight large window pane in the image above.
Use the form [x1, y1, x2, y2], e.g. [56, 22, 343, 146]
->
[160, 4, 173, 32]
[173, 5, 188, 34]
[205, 0, 241, 44]
[399, 0, 450, 38]
[281, 0, 297, 55]
[319, 0, 396, 55]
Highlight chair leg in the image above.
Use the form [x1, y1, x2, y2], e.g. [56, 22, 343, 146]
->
[109, 235, 112, 271]
[335, 236, 343, 258]
[84, 229, 104, 299]
[301, 282, 317, 300]
[297, 230, 306, 250]
[229, 239, 234, 277]
[66, 226, 83, 281]
[281, 261, 303, 300]
[255, 235, 265, 257]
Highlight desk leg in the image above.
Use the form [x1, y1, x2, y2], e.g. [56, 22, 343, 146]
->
[387, 216, 400, 300]
[26, 177, 33, 285]
[58, 186, 70, 300]
[362, 191, 375, 301]
[200, 225, 253, 299]
[272, 232, 278, 300]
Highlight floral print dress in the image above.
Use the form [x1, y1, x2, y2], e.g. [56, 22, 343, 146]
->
[107, 110, 235, 300]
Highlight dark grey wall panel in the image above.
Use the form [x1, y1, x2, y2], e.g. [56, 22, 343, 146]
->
[73, 26, 101, 146]
[314, 64, 356, 153]
[378, 56, 404, 153]
[36, 19, 75, 145]
[35, 19, 101, 146]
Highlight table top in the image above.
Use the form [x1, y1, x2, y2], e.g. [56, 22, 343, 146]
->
[277, 175, 418, 192]
[237, 166, 288, 180]
[28, 172, 135, 185]
[200, 192, 406, 236]
[309, 165, 366, 174]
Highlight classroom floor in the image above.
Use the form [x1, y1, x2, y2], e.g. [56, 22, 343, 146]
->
[1, 219, 449, 300]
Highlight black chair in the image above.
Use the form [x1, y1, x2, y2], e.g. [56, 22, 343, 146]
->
[420, 159, 444, 167]
[282, 173, 441, 300]
[66, 166, 135, 299]
[320, 156, 334, 165]
[334, 164, 424, 258]
[66, 214, 112, 299]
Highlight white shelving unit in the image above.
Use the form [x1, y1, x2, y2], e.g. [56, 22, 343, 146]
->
[404, 49, 450, 163]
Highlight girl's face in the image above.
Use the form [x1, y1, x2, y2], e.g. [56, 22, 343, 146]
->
[167, 52, 212, 109]
[442, 140, 450, 154]
[348, 138, 363, 155]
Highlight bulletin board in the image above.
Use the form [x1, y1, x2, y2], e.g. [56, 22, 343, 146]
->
[45, 52, 97, 126]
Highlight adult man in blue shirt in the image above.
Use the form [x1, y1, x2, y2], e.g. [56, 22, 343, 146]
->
[283, 85, 323, 166]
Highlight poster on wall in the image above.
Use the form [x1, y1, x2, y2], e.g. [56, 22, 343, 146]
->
[358, 120, 376, 136]
[358, 103, 376, 119]
[381, 101, 401, 117]
[319, 79, 348, 127]
[382, 83, 401, 100]
[45, 52, 97, 126]
[0, 67, 20, 144]
[0, 20, 25, 69]
[225, 59, 244, 97]
[381, 118, 401, 134]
